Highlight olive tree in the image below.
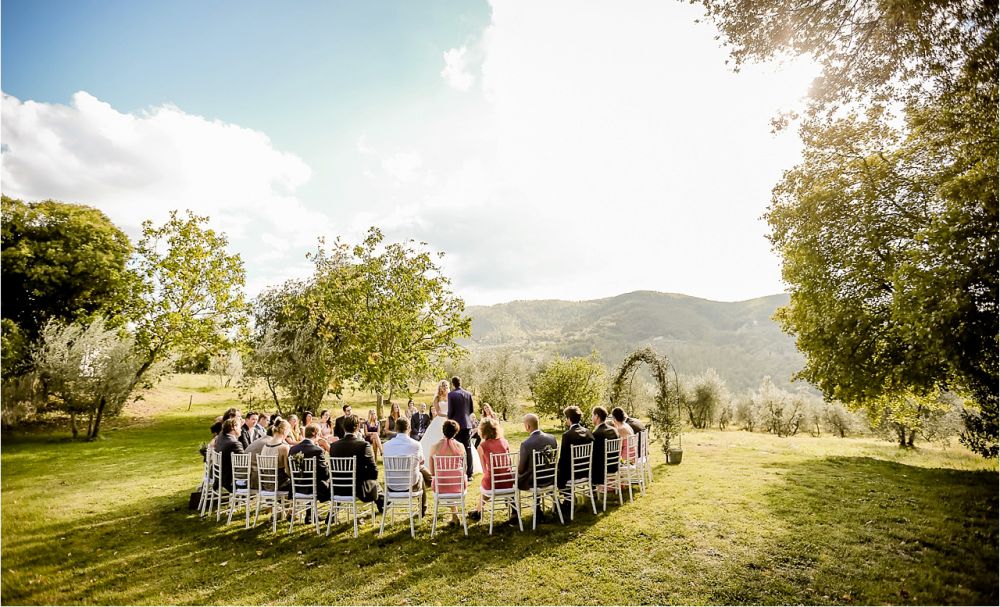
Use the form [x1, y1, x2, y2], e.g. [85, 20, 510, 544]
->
[530, 353, 607, 421]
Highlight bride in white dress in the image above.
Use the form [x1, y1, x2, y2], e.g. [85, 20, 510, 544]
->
[421, 380, 482, 475]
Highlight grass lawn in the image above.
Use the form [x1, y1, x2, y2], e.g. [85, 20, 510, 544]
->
[2, 375, 997, 605]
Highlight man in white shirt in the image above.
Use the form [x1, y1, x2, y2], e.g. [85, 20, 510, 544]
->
[382, 418, 433, 516]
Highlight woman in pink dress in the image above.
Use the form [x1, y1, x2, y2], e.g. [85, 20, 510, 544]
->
[471, 418, 512, 520]
[429, 419, 467, 525]
[612, 408, 636, 464]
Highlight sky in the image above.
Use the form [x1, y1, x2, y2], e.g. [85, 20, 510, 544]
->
[1, 0, 818, 305]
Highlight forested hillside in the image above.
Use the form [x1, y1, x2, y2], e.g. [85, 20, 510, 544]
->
[465, 291, 806, 392]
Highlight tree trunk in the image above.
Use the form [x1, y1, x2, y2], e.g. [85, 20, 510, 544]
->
[907, 429, 917, 447]
[376, 393, 385, 420]
[87, 413, 94, 437]
[90, 396, 107, 440]
[896, 424, 907, 448]
[69, 412, 79, 439]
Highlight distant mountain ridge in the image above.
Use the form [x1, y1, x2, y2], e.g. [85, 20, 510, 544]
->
[463, 290, 806, 393]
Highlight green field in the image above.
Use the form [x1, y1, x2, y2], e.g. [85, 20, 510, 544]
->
[2, 375, 997, 605]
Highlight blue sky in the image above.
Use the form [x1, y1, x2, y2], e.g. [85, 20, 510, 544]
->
[2, 0, 817, 304]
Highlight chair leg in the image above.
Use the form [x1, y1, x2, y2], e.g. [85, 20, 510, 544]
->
[460, 499, 468, 536]
[409, 499, 416, 538]
[553, 490, 565, 525]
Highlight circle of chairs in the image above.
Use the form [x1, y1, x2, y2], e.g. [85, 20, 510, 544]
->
[198, 430, 655, 537]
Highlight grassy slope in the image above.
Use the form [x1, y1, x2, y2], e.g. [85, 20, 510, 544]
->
[2, 375, 997, 605]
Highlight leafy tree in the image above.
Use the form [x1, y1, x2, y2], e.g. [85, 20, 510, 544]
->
[530, 353, 607, 421]
[1, 196, 135, 374]
[106, 211, 246, 437]
[865, 390, 957, 448]
[473, 348, 527, 421]
[821, 401, 858, 438]
[308, 228, 471, 418]
[209, 350, 243, 388]
[241, 280, 336, 415]
[33, 317, 145, 439]
[682, 368, 729, 429]
[699, 0, 998, 456]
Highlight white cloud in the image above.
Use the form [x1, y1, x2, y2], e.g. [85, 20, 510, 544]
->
[441, 46, 475, 92]
[1, 91, 331, 295]
[358, 0, 819, 304]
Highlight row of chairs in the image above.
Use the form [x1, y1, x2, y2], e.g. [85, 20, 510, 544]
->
[198, 431, 653, 538]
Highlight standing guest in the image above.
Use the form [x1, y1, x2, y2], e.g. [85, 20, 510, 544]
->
[471, 418, 512, 521]
[383, 402, 403, 441]
[261, 420, 293, 491]
[611, 408, 636, 463]
[557, 406, 594, 492]
[410, 403, 431, 440]
[239, 412, 259, 449]
[216, 418, 245, 492]
[286, 415, 302, 445]
[364, 410, 384, 459]
[333, 404, 352, 440]
[590, 406, 618, 485]
[328, 415, 384, 511]
[382, 417, 432, 516]
[429, 419, 466, 526]
[288, 423, 331, 520]
[446, 376, 475, 481]
[516, 414, 557, 491]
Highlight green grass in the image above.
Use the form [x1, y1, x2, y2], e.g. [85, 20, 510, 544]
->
[2, 375, 997, 605]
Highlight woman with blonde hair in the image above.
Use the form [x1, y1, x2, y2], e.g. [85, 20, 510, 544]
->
[260, 419, 292, 490]
[285, 414, 302, 445]
[430, 380, 450, 417]
[364, 409, 383, 458]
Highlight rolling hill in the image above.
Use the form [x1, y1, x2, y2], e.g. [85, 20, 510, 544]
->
[463, 290, 807, 393]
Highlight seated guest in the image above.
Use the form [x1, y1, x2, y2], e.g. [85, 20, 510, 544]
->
[286, 415, 302, 445]
[622, 408, 646, 458]
[516, 414, 557, 491]
[471, 417, 513, 521]
[318, 409, 334, 442]
[429, 419, 466, 526]
[590, 406, 618, 485]
[382, 417, 432, 516]
[333, 403, 352, 440]
[382, 402, 402, 441]
[216, 418, 244, 492]
[254, 413, 269, 438]
[206, 415, 225, 452]
[557, 406, 594, 490]
[222, 407, 241, 423]
[364, 410, 384, 459]
[611, 407, 636, 463]
[328, 415, 384, 511]
[410, 403, 431, 440]
[302, 410, 314, 428]
[260, 420, 293, 491]
[239, 412, 259, 449]
[288, 423, 332, 520]
[244, 433, 270, 489]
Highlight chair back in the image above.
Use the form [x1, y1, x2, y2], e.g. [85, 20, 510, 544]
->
[256, 454, 279, 493]
[231, 453, 252, 488]
[289, 455, 317, 497]
[384, 455, 418, 493]
[431, 454, 467, 494]
[489, 451, 517, 491]
[605, 437, 622, 474]
[329, 456, 358, 498]
[624, 433, 639, 464]
[209, 450, 224, 490]
[532, 448, 557, 490]
[570, 443, 593, 483]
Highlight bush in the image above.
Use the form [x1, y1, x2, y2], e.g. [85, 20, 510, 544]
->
[530, 353, 607, 420]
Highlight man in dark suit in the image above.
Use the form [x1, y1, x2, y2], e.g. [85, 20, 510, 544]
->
[410, 403, 431, 440]
[557, 405, 594, 491]
[216, 418, 245, 492]
[333, 403, 353, 440]
[327, 415, 383, 511]
[590, 406, 618, 485]
[288, 423, 332, 502]
[517, 413, 557, 491]
[446, 376, 475, 480]
[238, 412, 259, 449]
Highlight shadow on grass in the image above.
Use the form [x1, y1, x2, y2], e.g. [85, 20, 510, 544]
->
[2, 478, 616, 605]
[719, 456, 999, 606]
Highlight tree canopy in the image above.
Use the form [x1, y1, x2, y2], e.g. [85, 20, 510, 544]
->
[700, 0, 998, 457]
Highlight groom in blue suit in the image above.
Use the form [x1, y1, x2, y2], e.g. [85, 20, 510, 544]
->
[447, 376, 475, 480]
